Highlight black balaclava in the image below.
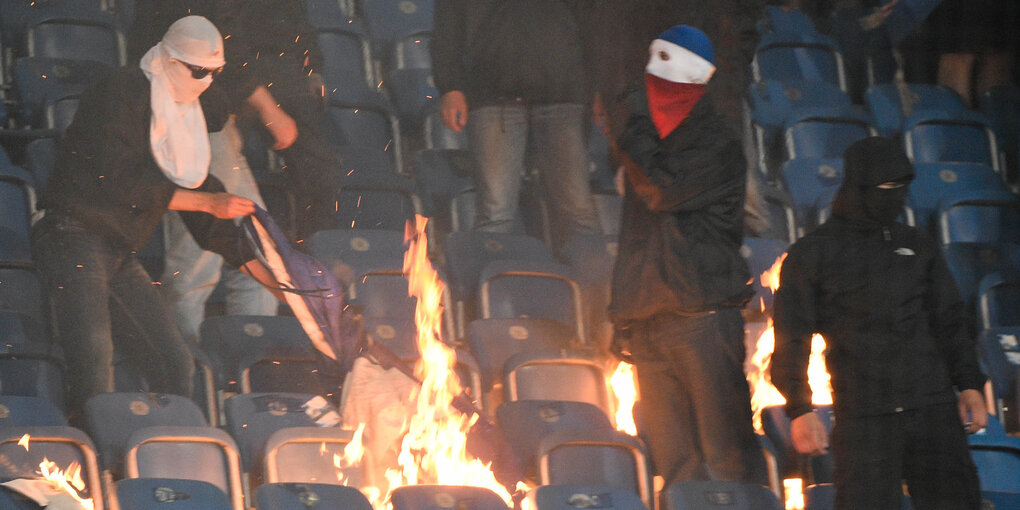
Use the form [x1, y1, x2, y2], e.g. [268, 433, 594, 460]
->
[830, 136, 914, 228]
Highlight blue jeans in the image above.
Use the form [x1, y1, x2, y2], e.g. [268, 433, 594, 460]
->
[467, 102, 600, 251]
[161, 117, 277, 346]
[31, 213, 194, 418]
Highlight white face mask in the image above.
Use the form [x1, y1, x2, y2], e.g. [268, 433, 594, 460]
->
[165, 59, 214, 103]
[645, 38, 716, 85]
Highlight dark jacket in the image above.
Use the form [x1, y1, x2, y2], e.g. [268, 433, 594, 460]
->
[771, 140, 986, 420]
[431, 0, 594, 107]
[608, 86, 752, 324]
[37, 67, 255, 268]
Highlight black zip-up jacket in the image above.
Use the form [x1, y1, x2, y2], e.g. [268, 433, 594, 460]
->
[37, 67, 256, 268]
[608, 87, 752, 324]
[771, 140, 986, 419]
[431, 0, 594, 107]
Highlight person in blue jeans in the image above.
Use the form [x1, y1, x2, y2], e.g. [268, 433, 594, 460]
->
[32, 16, 280, 422]
[431, 0, 601, 255]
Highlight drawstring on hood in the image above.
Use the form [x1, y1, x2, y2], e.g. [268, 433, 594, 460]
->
[831, 136, 914, 228]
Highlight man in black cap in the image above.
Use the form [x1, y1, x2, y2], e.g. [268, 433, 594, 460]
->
[771, 136, 987, 509]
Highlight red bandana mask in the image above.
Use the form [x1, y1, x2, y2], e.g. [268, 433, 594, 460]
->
[645, 74, 706, 139]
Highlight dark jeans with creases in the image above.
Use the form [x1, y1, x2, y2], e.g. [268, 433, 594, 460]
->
[629, 307, 768, 486]
[31, 213, 194, 419]
[832, 403, 982, 510]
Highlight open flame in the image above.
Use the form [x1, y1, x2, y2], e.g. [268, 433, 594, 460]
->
[609, 362, 638, 436]
[332, 216, 516, 509]
[15, 435, 94, 510]
[745, 253, 833, 510]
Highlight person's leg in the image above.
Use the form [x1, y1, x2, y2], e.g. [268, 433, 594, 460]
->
[937, 53, 977, 107]
[831, 412, 907, 510]
[161, 211, 223, 344]
[213, 117, 278, 317]
[467, 104, 528, 233]
[675, 309, 768, 484]
[31, 214, 119, 419]
[110, 256, 194, 397]
[528, 103, 601, 252]
[902, 403, 982, 510]
[631, 318, 708, 484]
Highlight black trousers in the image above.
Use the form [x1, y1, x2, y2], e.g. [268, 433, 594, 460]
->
[831, 403, 982, 510]
[629, 308, 768, 486]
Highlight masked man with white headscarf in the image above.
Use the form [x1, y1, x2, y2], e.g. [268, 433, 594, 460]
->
[32, 16, 282, 424]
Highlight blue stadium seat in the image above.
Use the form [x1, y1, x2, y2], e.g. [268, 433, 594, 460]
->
[479, 259, 586, 342]
[123, 425, 245, 510]
[11, 57, 110, 130]
[386, 33, 436, 119]
[783, 109, 875, 161]
[908, 162, 1012, 230]
[503, 349, 610, 416]
[222, 392, 335, 479]
[358, 0, 433, 47]
[412, 148, 475, 231]
[465, 317, 577, 406]
[977, 327, 1020, 422]
[442, 230, 556, 334]
[779, 158, 844, 234]
[0, 395, 66, 426]
[941, 242, 1020, 311]
[116, 477, 232, 510]
[255, 483, 372, 510]
[308, 228, 406, 280]
[260, 427, 359, 485]
[980, 85, 1019, 191]
[937, 198, 1020, 245]
[496, 400, 614, 482]
[865, 83, 969, 137]
[803, 483, 913, 510]
[333, 157, 420, 230]
[525, 484, 646, 510]
[349, 269, 417, 321]
[978, 272, 1020, 330]
[537, 428, 653, 510]
[24, 14, 126, 68]
[0, 266, 46, 324]
[0, 162, 35, 268]
[903, 110, 1001, 171]
[83, 392, 208, 477]
[663, 480, 781, 510]
[561, 233, 618, 352]
[968, 415, 1020, 495]
[752, 31, 846, 91]
[390, 485, 508, 510]
[0, 426, 104, 509]
[757, 6, 821, 37]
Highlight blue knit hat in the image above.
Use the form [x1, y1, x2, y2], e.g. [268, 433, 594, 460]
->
[656, 25, 714, 65]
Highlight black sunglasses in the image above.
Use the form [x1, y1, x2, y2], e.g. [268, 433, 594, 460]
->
[176, 59, 224, 79]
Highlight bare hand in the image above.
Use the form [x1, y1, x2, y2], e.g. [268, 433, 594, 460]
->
[440, 90, 468, 132]
[791, 411, 829, 456]
[207, 192, 255, 219]
[262, 106, 298, 150]
[958, 389, 987, 433]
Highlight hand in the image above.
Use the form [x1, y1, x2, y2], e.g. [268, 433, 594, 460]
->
[262, 105, 299, 150]
[206, 192, 255, 219]
[440, 90, 468, 132]
[957, 388, 987, 433]
[791, 411, 829, 456]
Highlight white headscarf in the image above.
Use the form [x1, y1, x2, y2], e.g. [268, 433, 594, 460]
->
[139, 16, 225, 189]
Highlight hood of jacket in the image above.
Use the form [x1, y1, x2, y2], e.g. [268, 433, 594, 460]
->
[830, 136, 914, 229]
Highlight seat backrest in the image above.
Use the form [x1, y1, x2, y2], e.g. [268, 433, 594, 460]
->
[198, 315, 316, 392]
[662, 480, 781, 510]
[496, 400, 613, 480]
[525, 484, 646, 510]
[908, 162, 1011, 229]
[503, 349, 610, 417]
[83, 392, 207, 475]
[478, 259, 585, 341]
[976, 327, 1020, 400]
[358, 0, 433, 45]
[753, 32, 844, 90]
[123, 425, 244, 510]
[783, 111, 874, 160]
[442, 231, 556, 303]
[116, 477, 232, 510]
[26, 17, 124, 68]
[0, 395, 66, 426]
[11, 56, 111, 129]
[0, 341, 66, 411]
[865, 83, 968, 137]
[390, 485, 509, 510]
[938, 199, 1020, 245]
[537, 428, 653, 510]
[261, 426, 358, 485]
[0, 426, 104, 510]
[222, 392, 329, 475]
[255, 482, 373, 510]
[308, 228, 406, 280]
[904, 110, 999, 170]
[466, 318, 577, 393]
[978, 273, 1020, 329]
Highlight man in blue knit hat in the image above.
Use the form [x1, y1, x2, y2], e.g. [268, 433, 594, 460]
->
[609, 25, 768, 488]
